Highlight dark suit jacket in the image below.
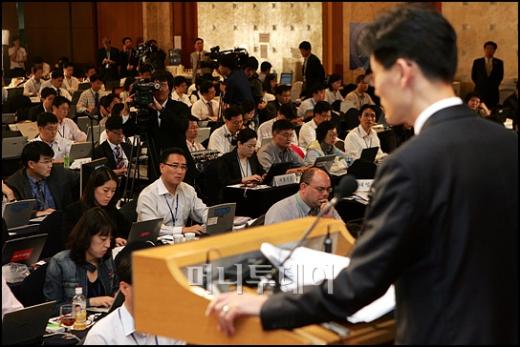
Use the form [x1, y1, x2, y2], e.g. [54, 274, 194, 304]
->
[27, 103, 50, 122]
[92, 140, 133, 171]
[6, 167, 80, 213]
[119, 48, 138, 78]
[260, 105, 518, 344]
[147, 98, 196, 183]
[96, 47, 120, 82]
[217, 148, 265, 186]
[471, 57, 504, 107]
[302, 53, 325, 97]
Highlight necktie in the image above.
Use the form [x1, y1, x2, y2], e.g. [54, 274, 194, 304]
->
[36, 181, 46, 210]
[94, 92, 100, 108]
[114, 145, 124, 169]
[56, 88, 61, 96]
[486, 58, 492, 76]
[206, 101, 215, 119]
[308, 207, 320, 216]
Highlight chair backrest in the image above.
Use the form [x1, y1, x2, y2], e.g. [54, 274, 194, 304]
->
[290, 81, 303, 102]
[344, 108, 360, 131]
[2, 136, 28, 159]
[17, 262, 49, 307]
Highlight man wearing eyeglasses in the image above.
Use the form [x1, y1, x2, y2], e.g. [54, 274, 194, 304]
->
[264, 167, 341, 225]
[136, 147, 208, 237]
[5, 141, 79, 217]
[208, 105, 244, 156]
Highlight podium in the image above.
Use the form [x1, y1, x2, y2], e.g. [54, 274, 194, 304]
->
[133, 217, 395, 344]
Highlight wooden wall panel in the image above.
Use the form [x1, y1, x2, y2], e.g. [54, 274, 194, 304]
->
[70, 2, 96, 66]
[323, 2, 344, 76]
[96, 2, 143, 51]
[172, 2, 198, 67]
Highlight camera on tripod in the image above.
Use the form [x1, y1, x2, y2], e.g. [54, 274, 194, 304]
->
[200, 46, 249, 70]
[131, 80, 161, 108]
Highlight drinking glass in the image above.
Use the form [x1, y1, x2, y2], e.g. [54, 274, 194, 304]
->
[59, 304, 76, 339]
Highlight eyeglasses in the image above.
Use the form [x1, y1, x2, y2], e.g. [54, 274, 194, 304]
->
[362, 113, 376, 118]
[37, 159, 53, 165]
[162, 162, 188, 171]
[307, 184, 332, 194]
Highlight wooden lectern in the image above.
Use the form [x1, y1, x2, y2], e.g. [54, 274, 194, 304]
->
[133, 217, 395, 344]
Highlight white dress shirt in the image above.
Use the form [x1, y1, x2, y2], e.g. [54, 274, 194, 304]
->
[191, 98, 219, 121]
[63, 76, 80, 94]
[8, 46, 27, 69]
[344, 125, 385, 161]
[30, 136, 73, 161]
[171, 90, 192, 107]
[297, 97, 318, 119]
[298, 119, 318, 149]
[343, 91, 375, 111]
[58, 117, 87, 142]
[23, 77, 42, 97]
[256, 118, 298, 150]
[38, 80, 72, 101]
[414, 97, 462, 135]
[136, 178, 208, 236]
[186, 139, 205, 152]
[2, 277, 23, 320]
[208, 124, 236, 156]
[325, 88, 344, 104]
[83, 303, 184, 345]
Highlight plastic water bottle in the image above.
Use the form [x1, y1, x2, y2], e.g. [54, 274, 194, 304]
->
[63, 154, 70, 169]
[72, 287, 87, 331]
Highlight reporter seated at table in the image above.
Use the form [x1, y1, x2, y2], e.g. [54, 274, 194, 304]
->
[52, 95, 87, 142]
[5, 141, 79, 217]
[344, 104, 387, 161]
[264, 167, 342, 225]
[30, 112, 73, 162]
[63, 167, 131, 248]
[44, 207, 118, 314]
[303, 120, 349, 166]
[185, 115, 206, 152]
[257, 119, 306, 173]
[136, 147, 208, 236]
[83, 241, 185, 345]
[27, 87, 57, 122]
[92, 115, 132, 176]
[208, 105, 244, 156]
[217, 128, 265, 197]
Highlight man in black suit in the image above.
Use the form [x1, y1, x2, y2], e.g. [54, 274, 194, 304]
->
[5, 141, 79, 217]
[299, 41, 325, 98]
[119, 37, 138, 78]
[207, 5, 518, 344]
[96, 37, 120, 84]
[92, 115, 133, 176]
[471, 41, 504, 109]
[143, 70, 196, 184]
[27, 87, 57, 122]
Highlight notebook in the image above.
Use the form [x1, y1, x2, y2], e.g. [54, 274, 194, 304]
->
[313, 154, 336, 172]
[2, 233, 48, 266]
[2, 301, 56, 345]
[360, 147, 379, 163]
[3, 199, 37, 229]
[69, 142, 92, 162]
[127, 218, 163, 244]
[205, 203, 236, 235]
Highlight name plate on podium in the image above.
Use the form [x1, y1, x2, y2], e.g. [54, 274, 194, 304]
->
[272, 173, 297, 187]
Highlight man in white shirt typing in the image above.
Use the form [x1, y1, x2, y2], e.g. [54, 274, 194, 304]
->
[136, 148, 208, 236]
[208, 105, 243, 156]
[52, 96, 87, 142]
[30, 112, 73, 162]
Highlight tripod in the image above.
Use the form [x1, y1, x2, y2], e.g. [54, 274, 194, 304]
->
[121, 115, 159, 203]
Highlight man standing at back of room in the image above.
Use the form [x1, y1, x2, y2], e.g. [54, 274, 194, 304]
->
[299, 41, 325, 99]
[206, 5, 518, 344]
[471, 41, 504, 109]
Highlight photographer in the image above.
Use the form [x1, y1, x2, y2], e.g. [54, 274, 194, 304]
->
[243, 56, 264, 107]
[218, 53, 254, 107]
[143, 70, 196, 184]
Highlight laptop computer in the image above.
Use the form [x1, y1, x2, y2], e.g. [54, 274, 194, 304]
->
[2, 300, 57, 345]
[313, 154, 336, 172]
[77, 116, 90, 133]
[2, 233, 48, 266]
[69, 142, 92, 163]
[78, 82, 90, 92]
[3, 199, 37, 229]
[86, 124, 101, 144]
[127, 218, 163, 244]
[360, 146, 379, 163]
[2, 136, 27, 159]
[80, 157, 108, 196]
[205, 203, 236, 235]
[263, 162, 297, 186]
[6, 87, 24, 99]
[2, 113, 17, 124]
[16, 121, 39, 140]
[280, 72, 293, 86]
[196, 127, 211, 144]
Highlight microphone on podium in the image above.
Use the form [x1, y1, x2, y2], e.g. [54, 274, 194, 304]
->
[270, 175, 358, 292]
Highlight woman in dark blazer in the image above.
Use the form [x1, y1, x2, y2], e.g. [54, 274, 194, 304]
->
[63, 167, 131, 248]
[217, 128, 265, 200]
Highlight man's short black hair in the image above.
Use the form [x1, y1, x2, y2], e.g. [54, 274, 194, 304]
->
[272, 119, 294, 133]
[51, 69, 64, 80]
[224, 105, 243, 121]
[41, 87, 57, 99]
[200, 80, 215, 95]
[240, 99, 256, 114]
[359, 4, 457, 83]
[52, 95, 71, 109]
[260, 61, 272, 72]
[114, 241, 155, 285]
[245, 56, 259, 71]
[299, 41, 311, 51]
[484, 41, 497, 50]
[37, 112, 59, 127]
[173, 75, 188, 87]
[218, 54, 237, 70]
[279, 103, 297, 120]
[188, 115, 200, 122]
[100, 94, 116, 109]
[160, 147, 186, 163]
[328, 73, 343, 86]
[105, 115, 123, 131]
[139, 64, 153, 75]
[310, 83, 325, 95]
[21, 141, 54, 167]
[358, 104, 378, 117]
[314, 101, 332, 115]
[122, 36, 132, 44]
[89, 73, 101, 83]
[194, 37, 204, 44]
[274, 84, 291, 96]
[151, 70, 174, 91]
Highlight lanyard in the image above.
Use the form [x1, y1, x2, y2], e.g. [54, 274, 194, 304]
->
[358, 128, 372, 148]
[163, 194, 179, 225]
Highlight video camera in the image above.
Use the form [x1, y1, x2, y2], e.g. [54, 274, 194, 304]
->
[131, 79, 161, 108]
[200, 46, 249, 70]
